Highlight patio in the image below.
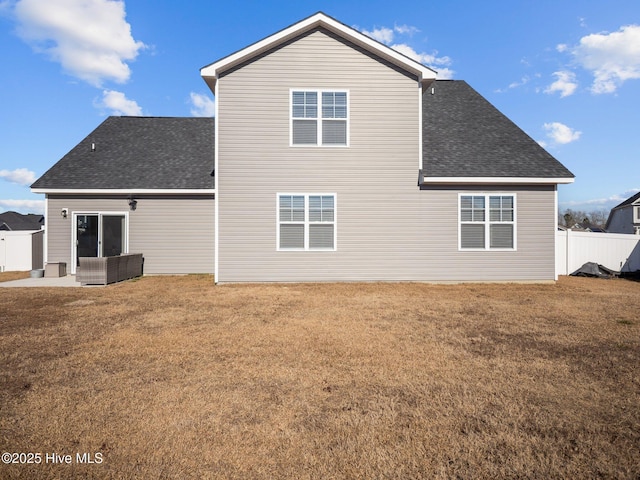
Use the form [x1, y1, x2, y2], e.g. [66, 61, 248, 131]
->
[0, 275, 93, 288]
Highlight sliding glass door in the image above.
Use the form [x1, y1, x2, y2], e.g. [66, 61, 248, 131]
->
[76, 214, 98, 262]
[73, 212, 128, 273]
[102, 215, 125, 257]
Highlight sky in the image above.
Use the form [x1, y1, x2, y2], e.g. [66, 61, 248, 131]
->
[0, 0, 638, 217]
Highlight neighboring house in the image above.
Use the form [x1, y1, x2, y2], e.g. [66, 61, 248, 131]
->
[0, 211, 44, 231]
[32, 12, 574, 282]
[0, 211, 44, 272]
[570, 222, 606, 233]
[606, 191, 640, 235]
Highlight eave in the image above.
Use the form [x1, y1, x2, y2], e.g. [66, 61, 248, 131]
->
[31, 188, 216, 195]
[420, 175, 575, 186]
[200, 12, 436, 92]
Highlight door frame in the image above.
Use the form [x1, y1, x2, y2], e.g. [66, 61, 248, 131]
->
[71, 211, 129, 274]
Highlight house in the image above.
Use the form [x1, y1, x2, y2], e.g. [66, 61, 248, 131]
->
[31, 117, 215, 275]
[32, 12, 574, 282]
[569, 222, 606, 233]
[0, 211, 44, 231]
[606, 191, 640, 235]
[0, 211, 44, 272]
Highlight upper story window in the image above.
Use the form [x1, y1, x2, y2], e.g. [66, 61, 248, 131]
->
[291, 90, 348, 146]
[634, 205, 640, 224]
[459, 194, 516, 250]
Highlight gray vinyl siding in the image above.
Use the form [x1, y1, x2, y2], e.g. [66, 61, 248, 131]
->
[46, 195, 214, 274]
[606, 207, 634, 234]
[416, 185, 556, 281]
[217, 29, 557, 282]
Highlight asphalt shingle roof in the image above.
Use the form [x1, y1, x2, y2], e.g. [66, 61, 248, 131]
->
[33, 82, 574, 192]
[422, 80, 574, 179]
[31, 117, 215, 190]
[0, 211, 44, 230]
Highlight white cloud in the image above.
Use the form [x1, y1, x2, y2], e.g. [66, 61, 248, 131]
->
[97, 90, 142, 116]
[603, 191, 638, 205]
[359, 24, 420, 44]
[495, 74, 543, 94]
[13, 0, 145, 87]
[357, 22, 453, 78]
[614, 188, 640, 203]
[543, 122, 582, 145]
[570, 24, 640, 94]
[0, 168, 36, 186]
[189, 92, 216, 117]
[394, 24, 419, 36]
[391, 43, 451, 66]
[0, 199, 45, 214]
[559, 189, 640, 210]
[361, 26, 394, 44]
[390, 43, 453, 78]
[545, 71, 578, 97]
[509, 76, 531, 89]
[432, 67, 454, 80]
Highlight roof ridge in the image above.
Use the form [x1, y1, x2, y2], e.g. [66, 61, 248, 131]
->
[611, 190, 640, 210]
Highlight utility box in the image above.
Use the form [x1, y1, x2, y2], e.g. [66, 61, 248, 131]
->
[45, 262, 67, 278]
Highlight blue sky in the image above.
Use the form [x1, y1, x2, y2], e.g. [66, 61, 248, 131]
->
[1, 0, 638, 216]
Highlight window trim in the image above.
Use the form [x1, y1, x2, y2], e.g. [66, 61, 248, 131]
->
[277, 193, 337, 251]
[633, 205, 640, 224]
[458, 193, 517, 251]
[290, 89, 349, 147]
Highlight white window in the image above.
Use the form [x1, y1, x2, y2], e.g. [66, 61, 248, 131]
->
[291, 90, 348, 146]
[634, 205, 640, 224]
[278, 194, 336, 250]
[459, 194, 516, 250]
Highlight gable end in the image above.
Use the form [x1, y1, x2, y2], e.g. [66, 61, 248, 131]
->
[202, 12, 435, 91]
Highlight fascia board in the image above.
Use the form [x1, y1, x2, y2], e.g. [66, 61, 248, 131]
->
[422, 176, 575, 185]
[31, 188, 215, 195]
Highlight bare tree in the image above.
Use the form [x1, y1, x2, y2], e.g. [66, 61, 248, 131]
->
[558, 208, 610, 229]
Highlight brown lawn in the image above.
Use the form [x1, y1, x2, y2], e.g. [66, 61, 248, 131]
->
[0, 271, 30, 283]
[1, 274, 639, 479]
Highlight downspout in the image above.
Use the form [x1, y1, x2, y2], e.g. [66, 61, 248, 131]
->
[214, 78, 219, 284]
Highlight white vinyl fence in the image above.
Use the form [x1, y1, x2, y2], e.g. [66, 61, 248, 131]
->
[556, 230, 640, 276]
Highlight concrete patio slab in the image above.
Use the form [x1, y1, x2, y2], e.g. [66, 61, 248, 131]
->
[0, 275, 100, 288]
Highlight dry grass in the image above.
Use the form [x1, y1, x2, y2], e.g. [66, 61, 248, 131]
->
[0, 271, 30, 283]
[1, 275, 639, 479]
